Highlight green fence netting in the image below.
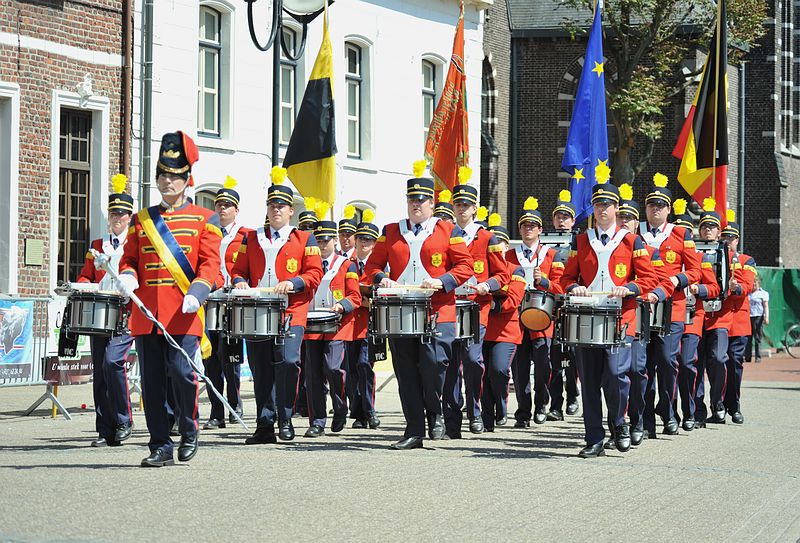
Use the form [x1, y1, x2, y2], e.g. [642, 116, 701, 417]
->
[757, 267, 800, 350]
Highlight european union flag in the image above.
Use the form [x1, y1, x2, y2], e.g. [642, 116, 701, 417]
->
[561, 4, 610, 223]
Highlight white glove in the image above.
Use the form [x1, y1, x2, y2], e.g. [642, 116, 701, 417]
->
[115, 274, 138, 297]
[182, 294, 201, 314]
[92, 252, 110, 271]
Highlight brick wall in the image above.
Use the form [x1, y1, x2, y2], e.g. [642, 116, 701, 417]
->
[0, 0, 124, 296]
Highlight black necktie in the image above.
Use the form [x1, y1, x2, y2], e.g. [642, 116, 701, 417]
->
[523, 248, 532, 261]
[358, 261, 365, 275]
[323, 260, 329, 274]
[273, 229, 280, 241]
[221, 226, 228, 237]
[601, 233, 609, 246]
[413, 223, 422, 236]
[651, 227, 658, 236]
[112, 237, 119, 250]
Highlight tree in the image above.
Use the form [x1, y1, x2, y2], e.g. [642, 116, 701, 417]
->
[561, 0, 767, 184]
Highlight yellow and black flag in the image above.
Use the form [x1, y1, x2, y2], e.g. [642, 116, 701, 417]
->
[283, 8, 336, 206]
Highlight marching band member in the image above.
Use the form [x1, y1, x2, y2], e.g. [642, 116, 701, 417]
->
[559, 182, 659, 458]
[363, 164, 473, 450]
[481, 216, 525, 431]
[694, 199, 732, 426]
[442, 170, 509, 438]
[721, 211, 756, 424]
[615, 186, 673, 447]
[349, 210, 382, 429]
[638, 174, 702, 435]
[506, 197, 564, 427]
[78, 173, 135, 447]
[117, 131, 222, 467]
[433, 190, 456, 223]
[231, 167, 323, 444]
[202, 177, 250, 430]
[672, 198, 695, 233]
[298, 197, 320, 232]
[338, 204, 358, 258]
[546, 190, 581, 420]
[303, 220, 362, 437]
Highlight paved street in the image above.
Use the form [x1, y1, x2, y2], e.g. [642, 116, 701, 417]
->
[1, 357, 799, 542]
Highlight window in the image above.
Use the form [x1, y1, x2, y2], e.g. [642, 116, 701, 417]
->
[280, 27, 299, 146]
[58, 109, 92, 283]
[346, 43, 362, 157]
[194, 189, 217, 211]
[198, 6, 221, 135]
[422, 59, 437, 145]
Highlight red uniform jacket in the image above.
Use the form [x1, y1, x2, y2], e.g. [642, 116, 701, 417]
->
[506, 243, 566, 340]
[221, 224, 252, 278]
[462, 228, 510, 327]
[703, 246, 737, 332]
[119, 202, 222, 337]
[78, 238, 111, 283]
[485, 265, 526, 344]
[364, 219, 473, 323]
[352, 257, 370, 341]
[305, 254, 362, 341]
[231, 227, 323, 329]
[728, 252, 756, 337]
[687, 250, 723, 335]
[640, 223, 702, 322]
[559, 227, 660, 336]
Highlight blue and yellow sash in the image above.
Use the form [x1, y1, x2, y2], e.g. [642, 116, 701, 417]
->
[138, 207, 212, 359]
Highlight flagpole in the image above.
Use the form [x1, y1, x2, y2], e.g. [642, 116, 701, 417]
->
[711, 0, 722, 202]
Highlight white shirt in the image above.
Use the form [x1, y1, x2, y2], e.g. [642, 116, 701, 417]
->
[409, 216, 435, 233]
[269, 223, 294, 243]
[596, 224, 617, 242]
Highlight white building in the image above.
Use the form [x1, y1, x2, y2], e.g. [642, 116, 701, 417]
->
[131, 0, 492, 229]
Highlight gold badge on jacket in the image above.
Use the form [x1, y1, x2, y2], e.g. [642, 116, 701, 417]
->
[333, 289, 344, 301]
[665, 250, 677, 264]
[473, 260, 485, 274]
[614, 263, 627, 278]
[286, 257, 298, 273]
[431, 253, 443, 267]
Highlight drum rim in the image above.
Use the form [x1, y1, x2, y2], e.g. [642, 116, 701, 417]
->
[69, 292, 126, 302]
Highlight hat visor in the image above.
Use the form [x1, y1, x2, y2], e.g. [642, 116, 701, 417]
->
[592, 196, 617, 205]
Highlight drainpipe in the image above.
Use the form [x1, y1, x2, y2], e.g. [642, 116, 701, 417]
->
[738, 61, 746, 250]
[508, 38, 518, 228]
[139, 0, 154, 207]
[121, 0, 132, 178]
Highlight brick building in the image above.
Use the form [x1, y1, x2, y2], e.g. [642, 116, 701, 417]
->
[0, 0, 128, 296]
[489, 0, 798, 266]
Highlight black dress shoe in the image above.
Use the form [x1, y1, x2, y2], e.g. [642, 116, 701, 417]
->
[203, 418, 226, 430]
[533, 409, 547, 425]
[469, 420, 484, 434]
[245, 427, 277, 445]
[141, 449, 174, 467]
[694, 419, 707, 429]
[707, 411, 726, 424]
[614, 424, 631, 452]
[91, 436, 120, 447]
[495, 415, 508, 426]
[351, 419, 366, 429]
[682, 417, 695, 432]
[177, 434, 198, 462]
[114, 423, 132, 442]
[578, 442, 605, 458]
[630, 427, 644, 446]
[566, 401, 580, 416]
[429, 415, 445, 440]
[546, 409, 564, 421]
[368, 415, 381, 429]
[331, 418, 346, 433]
[390, 437, 423, 450]
[663, 418, 679, 435]
[731, 411, 744, 424]
[443, 431, 462, 440]
[228, 406, 244, 425]
[604, 439, 615, 450]
[513, 419, 530, 428]
[304, 425, 325, 438]
[279, 421, 295, 441]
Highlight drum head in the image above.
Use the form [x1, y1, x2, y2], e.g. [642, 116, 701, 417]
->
[307, 310, 340, 324]
[520, 308, 551, 332]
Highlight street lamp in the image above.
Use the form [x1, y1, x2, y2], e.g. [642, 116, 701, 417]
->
[244, 0, 331, 166]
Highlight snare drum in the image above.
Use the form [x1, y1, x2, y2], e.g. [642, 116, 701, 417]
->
[227, 292, 287, 340]
[65, 292, 128, 336]
[557, 304, 623, 347]
[648, 299, 673, 336]
[306, 310, 342, 335]
[370, 288, 433, 340]
[634, 299, 652, 343]
[520, 290, 556, 332]
[455, 299, 480, 342]
[685, 294, 696, 325]
[205, 295, 227, 333]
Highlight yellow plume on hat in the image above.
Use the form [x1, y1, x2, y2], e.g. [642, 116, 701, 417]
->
[438, 190, 452, 204]
[362, 208, 376, 224]
[673, 198, 687, 215]
[458, 166, 473, 185]
[703, 197, 716, 212]
[413, 160, 428, 178]
[111, 173, 128, 194]
[476, 206, 488, 221]
[304, 196, 317, 214]
[523, 197, 539, 211]
[488, 213, 502, 228]
[619, 183, 634, 201]
[726, 209, 736, 223]
[223, 175, 238, 189]
[653, 173, 669, 188]
[343, 204, 356, 220]
[315, 200, 330, 220]
[558, 189, 571, 203]
[271, 166, 287, 185]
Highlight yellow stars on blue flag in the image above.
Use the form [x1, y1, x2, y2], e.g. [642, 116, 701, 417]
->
[592, 61, 604, 77]
[572, 168, 585, 183]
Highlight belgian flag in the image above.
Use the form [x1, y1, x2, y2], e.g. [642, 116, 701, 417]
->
[672, 0, 728, 223]
[283, 8, 336, 206]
